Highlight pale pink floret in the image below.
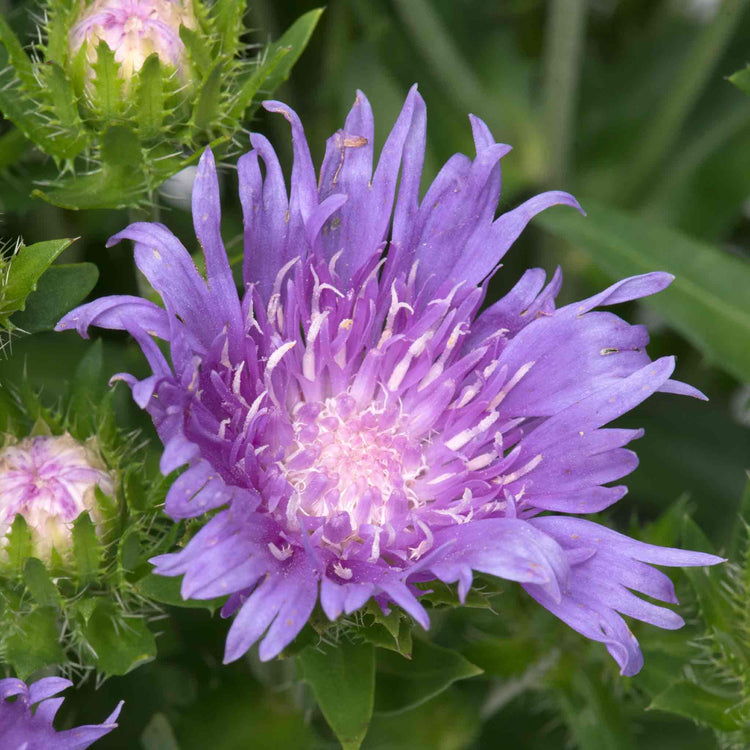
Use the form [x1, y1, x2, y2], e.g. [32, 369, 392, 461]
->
[0, 434, 113, 560]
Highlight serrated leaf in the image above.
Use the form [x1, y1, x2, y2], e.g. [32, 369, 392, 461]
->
[137, 54, 165, 139]
[649, 680, 743, 732]
[728, 474, 750, 560]
[135, 572, 225, 612]
[5, 607, 65, 679]
[5, 515, 33, 574]
[0, 15, 37, 91]
[23, 558, 60, 607]
[2, 238, 74, 317]
[93, 41, 123, 118]
[374, 640, 482, 715]
[84, 600, 156, 676]
[299, 640, 375, 750]
[681, 515, 730, 631]
[538, 201, 750, 383]
[728, 63, 750, 96]
[72, 512, 102, 586]
[191, 62, 224, 135]
[12, 262, 99, 333]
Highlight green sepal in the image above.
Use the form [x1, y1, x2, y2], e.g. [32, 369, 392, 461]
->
[42, 62, 87, 157]
[23, 557, 61, 607]
[191, 62, 224, 136]
[137, 54, 165, 139]
[213, 0, 245, 60]
[4, 607, 66, 679]
[229, 45, 290, 122]
[84, 599, 157, 676]
[298, 640, 376, 750]
[359, 601, 413, 656]
[0, 15, 38, 92]
[180, 25, 212, 78]
[5, 515, 33, 575]
[72, 511, 103, 587]
[92, 41, 123, 119]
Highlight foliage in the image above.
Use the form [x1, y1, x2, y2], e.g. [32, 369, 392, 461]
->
[0, 5, 322, 208]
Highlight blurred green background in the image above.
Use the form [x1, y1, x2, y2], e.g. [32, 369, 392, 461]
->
[1, 0, 748, 747]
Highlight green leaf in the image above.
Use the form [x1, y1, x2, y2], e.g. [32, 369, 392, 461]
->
[299, 640, 375, 750]
[229, 45, 290, 121]
[118, 529, 143, 574]
[649, 680, 743, 732]
[728, 63, 750, 95]
[0, 128, 31, 171]
[135, 572, 225, 612]
[0, 15, 37, 91]
[5, 607, 65, 679]
[23, 557, 60, 607]
[374, 640, 482, 715]
[5, 515, 33, 574]
[137, 54, 165, 139]
[2, 239, 74, 318]
[461, 635, 540, 679]
[84, 600, 156, 676]
[72, 512, 102, 586]
[12, 263, 99, 334]
[538, 201, 750, 383]
[255, 9, 324, 101]
[93, 41, 123, 118]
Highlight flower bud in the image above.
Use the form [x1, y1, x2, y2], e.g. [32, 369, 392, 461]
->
[0, 433, 114, 561]
[69, 0, 195, 80]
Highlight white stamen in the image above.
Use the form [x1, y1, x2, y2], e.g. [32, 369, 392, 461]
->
[445, 410, 500, 452]
[500, 454, 543, 485]
[489, 361, 535, 410]
[333, 561, 353, 580]
[268, 542, 293, 561]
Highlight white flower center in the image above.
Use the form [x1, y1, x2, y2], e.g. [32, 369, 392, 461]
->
[282, 394, 427, 534]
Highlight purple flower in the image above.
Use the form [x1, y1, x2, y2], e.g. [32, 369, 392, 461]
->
[58, 88, 722, 676]
[0, 676, 122, 749]
[0, 435, 114, 562]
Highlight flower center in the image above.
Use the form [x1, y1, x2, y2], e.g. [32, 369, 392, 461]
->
[281, 394, 427, 537]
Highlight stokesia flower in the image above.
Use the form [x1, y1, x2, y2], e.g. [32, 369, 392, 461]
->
[58, 87, 723, 676]
[0, 676, 122, 749]
[0, 434, 113, 561]
[70, 0, 194, 80]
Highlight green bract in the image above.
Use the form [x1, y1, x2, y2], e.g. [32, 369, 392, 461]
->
[0, 353, 176, 680]
[0, 2, 322, 209]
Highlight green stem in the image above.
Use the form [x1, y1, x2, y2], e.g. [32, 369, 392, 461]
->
[541, 0, 588, 186]
[622, 0, 749, 205]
